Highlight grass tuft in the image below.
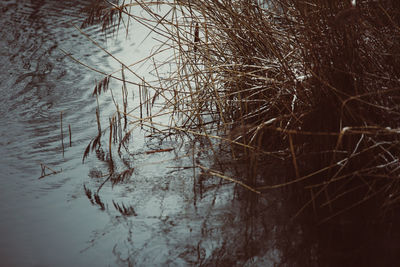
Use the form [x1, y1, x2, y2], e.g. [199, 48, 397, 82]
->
[80, 0, 400, 224]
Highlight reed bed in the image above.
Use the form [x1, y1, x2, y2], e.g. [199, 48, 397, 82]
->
[80, 0, 400, 223]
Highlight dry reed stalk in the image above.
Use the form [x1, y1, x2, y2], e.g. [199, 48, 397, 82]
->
[39, 163, 62, 179]
[68, 124, 72, 147]
[60, 111, 64, 157]
[197, 165, 260, 194]
[77, 0, 400, 224]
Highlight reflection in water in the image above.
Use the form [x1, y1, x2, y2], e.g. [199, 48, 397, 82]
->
[0, 0, 119, 266]
[1, 0, 399, 266]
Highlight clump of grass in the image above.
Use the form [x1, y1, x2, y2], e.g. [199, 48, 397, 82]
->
[79, 0, 400, 224]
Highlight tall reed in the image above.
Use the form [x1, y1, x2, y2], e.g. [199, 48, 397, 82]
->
[80, 0, 400, 223]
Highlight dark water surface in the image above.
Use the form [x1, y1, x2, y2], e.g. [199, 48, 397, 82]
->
[3, 1, 396, 266]
[0, 1, 284, 266]
[0, 0, 127, 266]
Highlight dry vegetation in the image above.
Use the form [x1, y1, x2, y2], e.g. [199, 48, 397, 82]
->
[80, 0, 400, 223]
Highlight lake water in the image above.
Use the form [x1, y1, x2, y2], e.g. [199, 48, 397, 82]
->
[0, 1, 284, 266]
[2, 1, 397, 266]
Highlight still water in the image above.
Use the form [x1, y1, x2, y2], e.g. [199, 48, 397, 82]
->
[0, 1, 284, 266]
[3, 1, 397, 266]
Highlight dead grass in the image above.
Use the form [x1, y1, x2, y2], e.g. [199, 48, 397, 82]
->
[79, 0, 400, 223]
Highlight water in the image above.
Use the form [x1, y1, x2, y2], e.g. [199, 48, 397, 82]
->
[0, 1, 121, 266]
[2, 1, 397, 266]
[0, 1, 281, 266]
